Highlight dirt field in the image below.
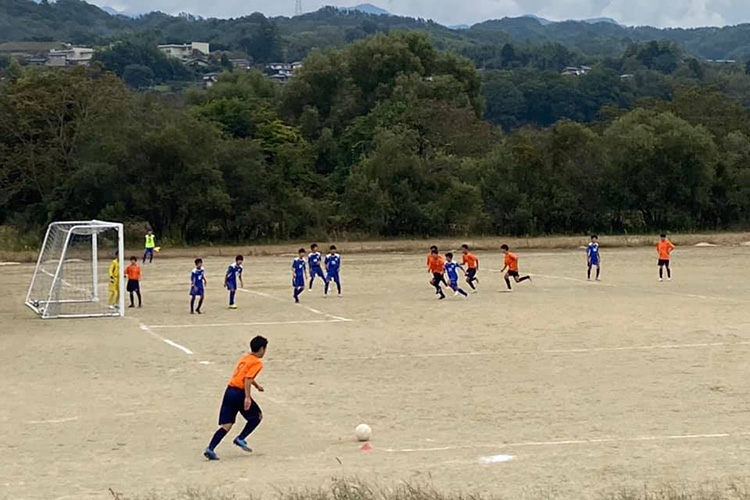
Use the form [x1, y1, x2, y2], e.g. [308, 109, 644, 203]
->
[2, 245, 750, 500]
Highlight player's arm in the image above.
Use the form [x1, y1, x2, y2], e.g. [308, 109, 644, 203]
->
[239, 271, 244, 288]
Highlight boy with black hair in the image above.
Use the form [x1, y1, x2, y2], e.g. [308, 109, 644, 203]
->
[426, 246, 446, 300]
[124, 256, 142, 308]
[204, 335, 268, 461]
[461, 244, 479, 291]
[225, 255, 244, 309]
[308, 244, 326, 290]
[587, 235, 601, 281]
[324, 245, 342, 296]
[292, 248, 307, 303]
[444, 252, 469, 298]
[500, 244, 531, 291]
[190, 258, 207, 314]
[656, 234, 676, 281]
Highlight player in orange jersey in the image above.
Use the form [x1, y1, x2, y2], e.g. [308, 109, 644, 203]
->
[500, 244, 531, 291]
[426, 245, 446, 300]
[124, 256, 142, 308]
[656, 234, 676, 281]
[461, 244, 479, 291]
[204, 336, 267, 461]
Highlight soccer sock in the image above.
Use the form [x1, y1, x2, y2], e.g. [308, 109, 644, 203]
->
[458, 288, 468, 297]
[129, 292, 134, 307]
[208, 427, 228, 451]
[667, 266, 671, 278]
[336, 280, 341, 294]
[596, 267, 600, 279]
[519, 276, 530, 282]
[467, 278, 476, 290]
[659, 267, 663, 279]
[238, 417, 261, 440]
[137, 290, 142, 306]
[309, 277, 314, 289]
[190, 296, 195, 313]
[197, 297, 204, 312]
[504, 278, 512, 290]
[324, 281, 329, 295]
[229, 290, 236, 305]
[587, 266, 592, 279]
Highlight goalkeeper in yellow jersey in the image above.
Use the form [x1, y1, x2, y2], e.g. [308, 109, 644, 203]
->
[108, 251, 120, 309]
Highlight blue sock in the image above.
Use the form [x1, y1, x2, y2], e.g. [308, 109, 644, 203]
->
[190, 296, 195, 313]
[229, 290, 236, 305]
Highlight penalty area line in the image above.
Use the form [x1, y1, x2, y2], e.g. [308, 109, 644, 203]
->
[238, 287, 354, 322]
[148, 318, 352, 329]
[139, 323, 193, 355]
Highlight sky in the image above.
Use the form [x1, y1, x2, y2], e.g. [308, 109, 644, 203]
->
[91, 0, 750, 28]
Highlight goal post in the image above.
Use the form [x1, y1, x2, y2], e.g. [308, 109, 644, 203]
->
[26, 220, 125, 319]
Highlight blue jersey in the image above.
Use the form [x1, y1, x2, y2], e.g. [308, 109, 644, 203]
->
[292, 258, 306, 278]
[587, 243, 600, 263]
[308, 251, 322, 269]
[225, 262, 242, 284]
[444, 261, 461, 282]
[191, 268, 205, 287]
[325, 253, 341, 273]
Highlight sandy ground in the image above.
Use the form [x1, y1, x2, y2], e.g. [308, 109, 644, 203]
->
[2, 245, 750, 500]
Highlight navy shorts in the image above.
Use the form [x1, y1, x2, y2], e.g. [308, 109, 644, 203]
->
[507, 270, 520, 277]
[127, 279, 140, 292]
[311, 266, 325, 279]
[658, 259, 671, 266]
[218, 386, 262, 425]
[326, 271, 340, 283]
[292, 276, 305, 288]
[431, 272, 444, 285]
[144, 248, 154, 256]
[589, 258, 600, 266]
[226, 280, 237, 292]
[467, 268, 477, 280]
[190, 285, 204, 296]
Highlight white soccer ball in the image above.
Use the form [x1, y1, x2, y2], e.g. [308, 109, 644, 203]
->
[355, 424, 372, 442]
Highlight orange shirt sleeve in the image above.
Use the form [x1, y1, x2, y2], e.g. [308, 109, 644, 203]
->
[245, 360, 262, 380]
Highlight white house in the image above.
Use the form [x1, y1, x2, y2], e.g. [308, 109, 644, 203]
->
[158, 42, 210, 61]
[46, 46, 94, 67]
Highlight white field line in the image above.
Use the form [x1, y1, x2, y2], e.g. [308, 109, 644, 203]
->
[239, 288, 354, 322]
[148, 318, 350, 329]
[139, 323, 193, 355]
[385, 431, 750, 453]
[272, 340, 750, 363]
[29, 416, 79, 425]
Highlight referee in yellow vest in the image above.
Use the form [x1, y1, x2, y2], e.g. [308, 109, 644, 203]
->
[143, 230, 156, 264]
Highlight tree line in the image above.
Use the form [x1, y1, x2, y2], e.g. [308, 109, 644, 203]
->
[1, 32, 749, 246]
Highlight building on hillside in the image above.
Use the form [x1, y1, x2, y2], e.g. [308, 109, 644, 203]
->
[264, 61, 303, 83]
[158, 42, 210, 61]
[561, 65, 591, 76]
[707, 59, 737, 64]
[202, 72, 219, 88]
[46, 46, 95, 67]
[230, 58, 252, 71]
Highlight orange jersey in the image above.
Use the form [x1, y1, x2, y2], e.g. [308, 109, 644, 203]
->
[427, 254, 445, 273]
[504, 252, 519, 272]
[656, 240, 675, 260]
[228, 353, 263, 389]
[462, 252, 478, 269]
[124, 263, 141, 281]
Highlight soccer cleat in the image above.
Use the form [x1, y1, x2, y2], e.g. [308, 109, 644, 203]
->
[228, 304, 238, 309]
[233, 437, 253, 453]
[668, 277, 672, 281]
[203, 448, 220, 461]
[454, 291, 460, 297]
[659, 278, 663, 282]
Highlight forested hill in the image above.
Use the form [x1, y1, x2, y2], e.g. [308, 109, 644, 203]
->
[4, 0, 750, 61]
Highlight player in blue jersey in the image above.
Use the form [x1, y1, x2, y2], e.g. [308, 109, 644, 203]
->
[324, 245, 341, 296]
[292, 248, 307, 303]
[444, 253, 469, 298]
[190, 258, 207, 314]
[225, 255, 244, 309]
[308, 244, 326, 290]
[587, 235, 601, 281]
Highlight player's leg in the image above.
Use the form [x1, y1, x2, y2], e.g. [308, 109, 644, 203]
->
[205, 387, 242, 460]
[135, 282, 142, 307]
[587, 263, 592, 280]
[504, 272, 512, 290]
[190, 295, 196, 314]
[309, 270, 315, 290]
[324, 276, 330, 295]
[142, 249, 147, 264]
[666, 261, 672, 280]
[234, 400, 263, 451]
[466, 268, 476, 290]
[595, 264, 601, 280]
[517, 275, 531, 283]
[197, 294, 204, 314]
[659, 262, 664, 280]
[334, 273, 341, 294]
[228, 286, 237, 308]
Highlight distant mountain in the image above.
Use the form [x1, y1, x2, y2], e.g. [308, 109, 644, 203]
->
[582, 17, 620, 25]
[341, 4, 389, 16]
[521, 14, 552, 26]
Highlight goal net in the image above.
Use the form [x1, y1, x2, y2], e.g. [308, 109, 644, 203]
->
[25, 220, 125, 319]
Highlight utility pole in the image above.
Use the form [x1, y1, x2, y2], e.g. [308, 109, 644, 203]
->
[295, 0, 302, 16]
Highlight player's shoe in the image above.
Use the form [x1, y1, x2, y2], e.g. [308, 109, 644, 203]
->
[453, 291, 460, 297]
[203, 448, 220, 461]
[667, 277, 672, 281]
[228, 304, 238, 309]
[233, 437, 253, 453]
[659, 278, 663, 282]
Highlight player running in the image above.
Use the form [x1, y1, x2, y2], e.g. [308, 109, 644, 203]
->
[324, 245, 342, 296]
[190, 258, 207, 314]
[204, 335, 268, 461]
[500, 244, 531, 291]
[225, 255, 244, 309]
[292, 248, 307, 303]
[587, 235, 601, 281]
[444, 253, 468, 298]
[656, 234, 676, 281]
[427, 246, 446, 300]
[461, 244, 479, 291]
[308, 244, 326, 290]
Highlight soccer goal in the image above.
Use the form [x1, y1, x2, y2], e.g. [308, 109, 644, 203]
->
[25, 220, 125, 319]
